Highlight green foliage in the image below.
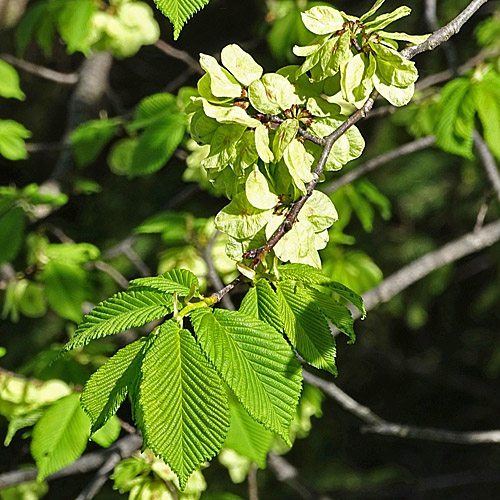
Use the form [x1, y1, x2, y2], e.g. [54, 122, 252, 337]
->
[153, 0, 211, 39]
[0, 120, 31, 160]
[139, 321, 229, 489]
[0, 60, 25, 100]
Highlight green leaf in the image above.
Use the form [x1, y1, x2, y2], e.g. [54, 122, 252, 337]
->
[42, 260, 86, 323]
[248, 74, 298, 115]
[342, 53, 375, 108]
[304, 287, 355, 342]
[302, 191, 338, 231]
[63, 289, 174, 351]
[284, 139, 314, 193]
[221, 44, 263, 86]
[377, 31, 430, 44]
[139, 321, 229, 489]
[0, 119, 31, 160]
[239, 279, 283, 334]
[476, 83, 500, 160]
[371, 42, 418, 87]
[364, 6, 411, 32]
[129, 269, 199, 297]
[277, 281, 337, 375]
[190, 308, 302, 443]
[199, 54, 242, 98]
[70, 119, 119, 167]
[0, 60, 25, 100]
[153, 0, 211, 40]
[272, 119, 299, 162]
[245, 167, 279, 210]
[31, 393, 91, 480]
[129, 93, 178, 132]
[81, 336, 151, 432]
[130, 115, 186, 176]
[255, 124, 274, 163]
[301, 6, 344, 35]
[373, 73, 414, 107]
[201, 99, 260, 128]
[0, 206, 25, 265]
[223, 394, 273, 468]
[107, 138, 137, 176]
[360, 0, 385, 21]
[4, 408, 44, 446]
[57, 0, 95, 54]
[215, 191, 273, 239]
[90, 415, 121, 447]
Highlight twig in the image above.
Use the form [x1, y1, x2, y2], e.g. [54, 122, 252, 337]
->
[401, 0, 490, 60]
[267, 453, 333, 500]
[473, 130, 500, 205]
[119, 246, 151, 277]
[203, 232, 236, 310]
[258, 114, 324, 145]
[322, 135, 436, 194]
[474, 202, 490, 232]
[154, 40, 203, 75]
[0, 53, 79, 85]
[248, 462, 259, 500]
[0, 433, 143, 490]
[360, 218, 500, 316]
[303, 371, 500, 444]
[91, 261, 129, 289]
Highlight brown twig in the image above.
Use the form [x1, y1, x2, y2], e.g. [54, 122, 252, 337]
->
[154, 40, 203, 75]
[473, 130, 500, 205]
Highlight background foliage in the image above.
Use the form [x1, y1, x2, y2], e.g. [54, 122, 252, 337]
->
[1, 0, 500, 498]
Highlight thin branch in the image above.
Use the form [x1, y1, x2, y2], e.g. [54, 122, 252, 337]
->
[248, 463, 259, 500]
[91, 261, 129, 289]
[258, 114, 325, 145]
[360, 218, 500, 316]
[322, 135, 436, 194]
[0, 53, 79, 85]
[154, 40, 203, 75]
[401, 0, 490, 60]
[0, 433, 143, 490]
[473, 130, 500, 205]
[303, 371, 500, 445]
[203, 232, 236, 311]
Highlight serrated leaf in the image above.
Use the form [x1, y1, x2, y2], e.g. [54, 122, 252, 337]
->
[31, 393, 91, 480]
[364, 6, 411, 32]
[304, 287, 355, 342]
[223, 394, 273, 468]
[0, 60, 25, 100]
[239, 279, 283, 334]
[81, 336, 150, 432]
[0, 119, 31, 160]
[63, 290, 173, 351]
[215, 191, 273, 239]
[221, 44, 263, 86]
[476, 84, 500, 160]
[245, 167, 279, 210]
[301, 6, 344, 35]
[129, 93, 178, 132]
[277, 281, 337, 375]
[153, 0, 211, 40]
[129, 269, 199, 297]
[70, 119, 119, 167]
[190, 308, 302, 443]
[90, 415, 121, 448]
[248, 74, 298, 115]
[139, 321, 229, 489]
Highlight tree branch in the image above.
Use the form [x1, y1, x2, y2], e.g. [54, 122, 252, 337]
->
[0, 53, 79, 85]
[303, 371, 500, 445]
[473, 130, 500, 205]
[322, 135, 436, 194]
[0, 433, 143, 490]
[154, 40, 203, 75]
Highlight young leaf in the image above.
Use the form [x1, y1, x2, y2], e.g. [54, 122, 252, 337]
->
[138, 321, 229, 489]
[248, 74, 298, 115]
[199, 54, 242, 98]
[254, 124, 274, 164]
[63, 290, 173, 351]
[377, 31, 430, 44]
[0, 60, 25, 100]
[129, 269, 199, 297]
[153, 0, 211, 40]
[246, 167, 279, 210]
[0, 206, 25, 265]
[360, 0, 385, 21]
[223, 394, 273, 468]
[364, 6, 411, 32]
[373, 73, 415, 107]
[301, 6, 344, 35]
[90, 415, 121, 448]
[57, 0, 95, 54]
[81, 336, 151, 432]
[272, 119, 299, 162]
[190, 308, 302, 443]
[221, 44, 263, 86]
[277, 281, 338, 375]
[239, 279, 283, 334]
[31, 393, 91, 480]
[0, 119, 31, 160]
